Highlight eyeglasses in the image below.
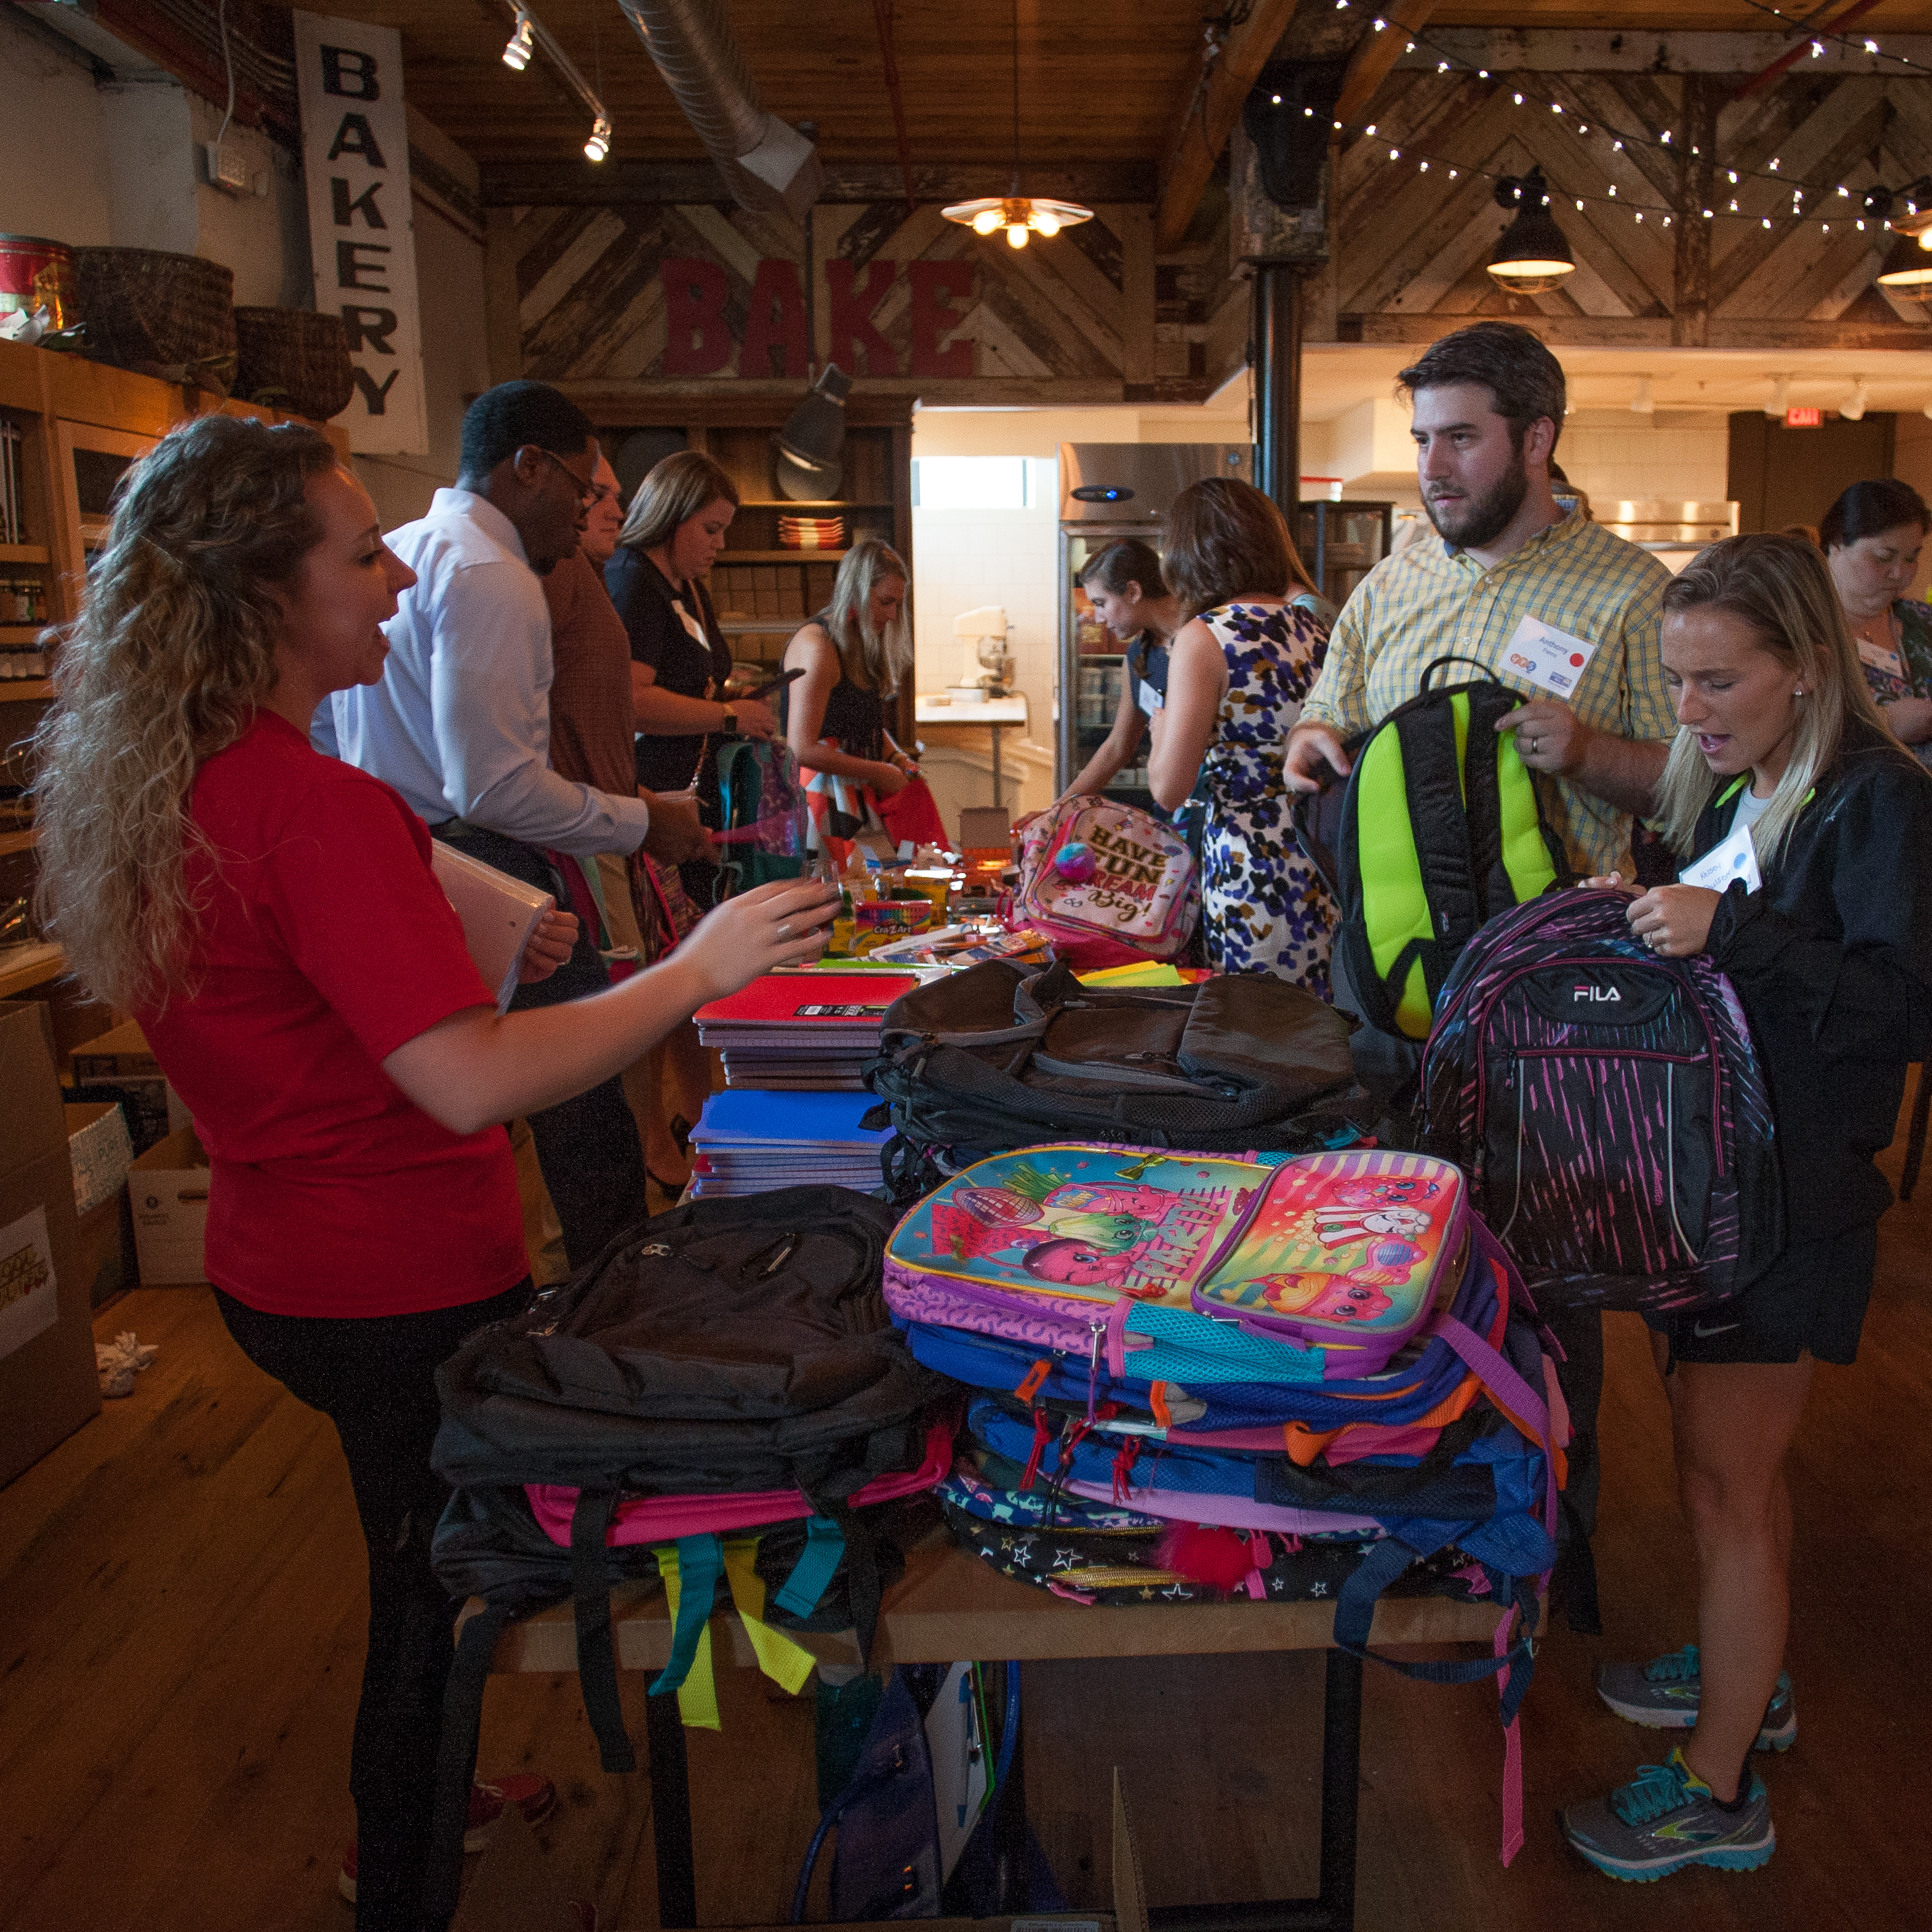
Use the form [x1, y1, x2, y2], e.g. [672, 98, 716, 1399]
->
[523, 445, 598, 505]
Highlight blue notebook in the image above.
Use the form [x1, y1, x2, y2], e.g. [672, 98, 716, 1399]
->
[690, 1089, 893, 1148]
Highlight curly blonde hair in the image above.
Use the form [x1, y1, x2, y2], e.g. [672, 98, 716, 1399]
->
[32, 414, 340, 1010]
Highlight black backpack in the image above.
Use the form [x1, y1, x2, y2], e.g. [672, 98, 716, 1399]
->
[862, 958, 1367, 1202]
[1293, 655, 1574, 1040]
[423, 1189, 949, 1918]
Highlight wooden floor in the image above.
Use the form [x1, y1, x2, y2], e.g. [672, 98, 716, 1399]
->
[4, 1120, 1929, 1932]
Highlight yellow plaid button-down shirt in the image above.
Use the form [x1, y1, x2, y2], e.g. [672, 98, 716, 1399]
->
[1300, 511, 1676, 878]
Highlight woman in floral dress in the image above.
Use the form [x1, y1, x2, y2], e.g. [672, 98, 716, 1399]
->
[1149, 477, 1339, 994]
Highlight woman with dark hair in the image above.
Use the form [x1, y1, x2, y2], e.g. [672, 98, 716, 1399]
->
[1056, 538, 1187, 802]
[780, 536, 919, 870]
[31, 416, 837, 1931]
[1819, 477, 1932, 756]
[1147, 476, 1339, 992]
[1560, 534, 1932, 1883]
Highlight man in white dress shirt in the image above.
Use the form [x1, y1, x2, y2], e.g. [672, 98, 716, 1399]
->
[330, 380, 703, 1266]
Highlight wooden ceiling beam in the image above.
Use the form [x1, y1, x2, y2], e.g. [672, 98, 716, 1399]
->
[1333, 1, 1442, 130]
[1153, 0, 1302, 254]
[478, 158, 1157, 207]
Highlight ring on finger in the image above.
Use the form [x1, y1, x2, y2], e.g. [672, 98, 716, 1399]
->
[777, 922, 792, 938]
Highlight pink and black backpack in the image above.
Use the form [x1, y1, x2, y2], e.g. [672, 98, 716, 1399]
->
[1421, 888, 1784, 1314]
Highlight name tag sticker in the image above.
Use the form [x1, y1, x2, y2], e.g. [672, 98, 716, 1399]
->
[1138, 678, 1164, 715]
[1503, 614, 1601, 698]
[1680, 820, 1762, 895]
[1854, 633, 1906, 681]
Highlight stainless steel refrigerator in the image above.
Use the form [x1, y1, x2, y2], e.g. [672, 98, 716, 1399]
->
[1056, 442, 1254, 800]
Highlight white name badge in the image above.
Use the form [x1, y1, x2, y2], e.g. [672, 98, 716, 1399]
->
[1138, 678, 1164, 715]
[1502, 614, 1601, 699]
[1680, 820, 1762, 895]
[1854, 633, 1906, 681]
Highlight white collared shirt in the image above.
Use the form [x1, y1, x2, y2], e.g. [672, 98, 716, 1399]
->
[327, 488, 651, 856]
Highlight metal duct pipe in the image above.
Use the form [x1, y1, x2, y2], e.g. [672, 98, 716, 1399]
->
[618, 0, 823, 222]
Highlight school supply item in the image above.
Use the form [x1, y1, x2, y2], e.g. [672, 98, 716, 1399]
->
[863, 959, 1364, 1199]
[697, 972, 918, 1090]
[715, 738, 810, 893]
[1421, 886, 1784, 1312]
[1003, 796, 1198, 964]
[883, 1144, 1468, 1382]
[428, 840, 555, 1013]
[1293, 655, 1572, 1040]
[687, 1089, 894, 1199]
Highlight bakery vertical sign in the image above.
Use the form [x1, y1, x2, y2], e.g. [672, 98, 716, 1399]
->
[292, 11, 428, 454]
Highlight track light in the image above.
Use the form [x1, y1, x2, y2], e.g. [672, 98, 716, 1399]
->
[583, 115, 612, 162]
[1486, 168, 1575, 294]
[1764, 376, 1791, 420]
[1842, 379, 1869, 422]
[1630, 376, 1654, 415]
[503, 9, 533, 69]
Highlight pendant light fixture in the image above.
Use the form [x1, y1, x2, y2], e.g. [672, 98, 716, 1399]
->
[503, 8, 534, 70]
[941, 0, 1091, 248]
[1485, 168, 1576, 295]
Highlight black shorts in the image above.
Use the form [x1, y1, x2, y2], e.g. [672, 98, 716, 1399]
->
[1646, 1223, 1877, 1368]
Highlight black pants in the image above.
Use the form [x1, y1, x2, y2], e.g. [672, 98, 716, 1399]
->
[434, 825, 650, 1269]
[215, 1282, 528, 1932]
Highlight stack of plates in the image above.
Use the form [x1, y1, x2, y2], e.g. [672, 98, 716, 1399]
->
[778, 513, 844, 550]
[693, 971, 917, 1089]
[687, 1089, 893, 1198]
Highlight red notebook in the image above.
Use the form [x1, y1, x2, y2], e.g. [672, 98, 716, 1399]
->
[693, 974, 919, 1029]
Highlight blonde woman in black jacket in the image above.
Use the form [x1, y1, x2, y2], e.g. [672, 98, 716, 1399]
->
[1561, 534, 1932, 1882]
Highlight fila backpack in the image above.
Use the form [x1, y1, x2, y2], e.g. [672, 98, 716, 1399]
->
[1295, 655, 1573, 1039]
[1420, 887, 1784, 1313]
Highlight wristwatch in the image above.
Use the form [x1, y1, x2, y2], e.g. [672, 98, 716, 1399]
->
[719, 705, 738, 736]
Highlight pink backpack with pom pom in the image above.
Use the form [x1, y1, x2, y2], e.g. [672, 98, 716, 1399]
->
[1003, 796, 1198, 963]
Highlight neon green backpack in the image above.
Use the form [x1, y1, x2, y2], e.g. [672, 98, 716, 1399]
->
[1297, 655, 1573, 1039]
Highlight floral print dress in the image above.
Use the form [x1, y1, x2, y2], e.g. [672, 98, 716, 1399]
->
[1195, 600, 1339, 996]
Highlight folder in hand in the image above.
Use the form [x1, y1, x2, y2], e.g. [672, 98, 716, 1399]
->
[429, 841, 556, 1014]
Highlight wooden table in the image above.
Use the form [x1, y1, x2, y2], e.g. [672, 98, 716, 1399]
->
[484, 1533, 1510, 1932]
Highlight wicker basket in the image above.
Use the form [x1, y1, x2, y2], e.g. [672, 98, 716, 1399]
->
[233, 307, 354, 422]
[73, 248, 235, 391]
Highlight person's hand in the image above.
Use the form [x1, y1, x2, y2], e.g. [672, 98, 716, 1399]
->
[516, 907, 579, 983]
[1497, 698, 1591, 775]
[678, 878, 843, 998]
[1626, 884, 1721, 958]
[1884, 695, 1932, 746]
[728, 697, 778, 741]
[869, 760, 910, 797]
[641, 792, 715, 866]
[1285, 722, 1351, 794]
[1578, 870, 1640, 898]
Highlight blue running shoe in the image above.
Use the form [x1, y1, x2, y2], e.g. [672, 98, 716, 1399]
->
[1596, 1643, 1796, 1751]
[1561, 1747, 1774, 1882]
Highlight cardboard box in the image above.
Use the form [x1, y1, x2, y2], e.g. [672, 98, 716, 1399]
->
[68, 1018, 190, 1156]
[129, 1124, 211, 1286]
[0, 1001, 103, 1488]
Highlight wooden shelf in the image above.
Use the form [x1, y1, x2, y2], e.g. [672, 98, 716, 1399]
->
[0, 679, 53, 701]
[1, 622, 49, 639]
[0, 827, 38, 856]
[0, 939, 63, 999]
[736, 500, 893, 510]
[716, 549, 847, 564]
[0, 543, 49, 565]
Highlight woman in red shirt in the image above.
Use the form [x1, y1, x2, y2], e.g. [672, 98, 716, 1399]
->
[32, 415, 838, 1931]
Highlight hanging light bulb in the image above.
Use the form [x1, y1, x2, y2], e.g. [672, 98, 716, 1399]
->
[971, 208, 1002, 235]
[503, 9, 533, 70]
[1485, 166, 1576, 294]
[1006, 223, 1029, 249]
[583, 115, 611, 162]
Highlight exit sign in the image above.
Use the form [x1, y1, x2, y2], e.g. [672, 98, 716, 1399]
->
[1785, 407, 1824, 427]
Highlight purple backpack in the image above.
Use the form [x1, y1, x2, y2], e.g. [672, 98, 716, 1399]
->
[1421, 888, 1784, 1313]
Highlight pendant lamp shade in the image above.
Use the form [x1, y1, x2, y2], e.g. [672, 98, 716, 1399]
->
[774, 363, 851, 501]
[1877, 230, 1932, 303]
[1486, 168, 1576, 296]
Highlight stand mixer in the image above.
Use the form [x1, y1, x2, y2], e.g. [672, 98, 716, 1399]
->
[946, 604, 1012, 700]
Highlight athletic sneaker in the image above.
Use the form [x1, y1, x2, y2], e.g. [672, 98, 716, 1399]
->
[1596, 1643, 1797, 1751]
[1561, 1746, 1775, 1881]
[337, 1771, 558, 1900]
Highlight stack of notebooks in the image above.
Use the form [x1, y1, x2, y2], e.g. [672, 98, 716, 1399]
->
[687, 1089, 895, 1198]
[692, 973, 919, 1089]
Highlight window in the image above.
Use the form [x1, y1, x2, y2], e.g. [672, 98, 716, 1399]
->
[912, 456, 1031, 510]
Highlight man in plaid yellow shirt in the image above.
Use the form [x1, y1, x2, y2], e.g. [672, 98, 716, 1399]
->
[1289, 323, 1675, 882]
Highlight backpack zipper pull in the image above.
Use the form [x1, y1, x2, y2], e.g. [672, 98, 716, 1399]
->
[1087, 1318, 1106, 1423]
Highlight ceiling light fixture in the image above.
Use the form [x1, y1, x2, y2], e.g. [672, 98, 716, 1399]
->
[1630, 375, 1654, 415]
[1877, 232, 1932, 302]
[1486, 167, 1575, 294]
[584, 115, 612, 162]
[1765, 375, 1791, 420]
[503, 8, 533, 69]
[941, 0, 1092, 249]
[1842, 377, 1869, 422]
